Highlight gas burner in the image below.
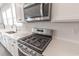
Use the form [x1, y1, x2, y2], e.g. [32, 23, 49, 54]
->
[19, 34, 52, 52]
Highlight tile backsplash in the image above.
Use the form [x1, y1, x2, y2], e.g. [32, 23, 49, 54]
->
[18, 21, 79, 44]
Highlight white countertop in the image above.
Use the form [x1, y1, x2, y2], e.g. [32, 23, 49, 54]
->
[43, 38, 79, 56]
[0, 29, 32, 40]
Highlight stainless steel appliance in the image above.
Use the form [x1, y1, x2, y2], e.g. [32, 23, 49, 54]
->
[18, 28, 53, 56]
[23, 3, 51, 22]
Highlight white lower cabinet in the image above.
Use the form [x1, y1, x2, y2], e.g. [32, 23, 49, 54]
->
[7, 37, 18, 56]
[0, 32, 3, 43]
[1, 34, 7, 47]
[0, 34, 18, 56]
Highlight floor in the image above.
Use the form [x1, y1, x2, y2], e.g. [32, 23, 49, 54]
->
[0, 43, 12, 56]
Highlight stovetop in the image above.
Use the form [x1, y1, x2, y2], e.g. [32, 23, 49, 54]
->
[18, 33, 52, 53]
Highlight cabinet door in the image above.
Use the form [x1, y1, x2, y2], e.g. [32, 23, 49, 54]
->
[0, 11, 3, 24]
[0, 32, 2, 42]
[11, 42, 18, 56]
[0, 34, 4, 46]
[3, 35, 11, 50]
[11, 39, 18, 56]
[52, 3, 79, 22]
[1, 35, 18, 56]
[8, 37, 18, 56]
[0, 35, 18, 56]
[1, 35, 8, 47]
[0, 32, 3, 44]
[14, 3, 24, 22]
[5, 36, 12, 52]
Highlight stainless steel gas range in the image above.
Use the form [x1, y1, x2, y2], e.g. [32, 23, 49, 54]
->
[18, 28, 53, 56]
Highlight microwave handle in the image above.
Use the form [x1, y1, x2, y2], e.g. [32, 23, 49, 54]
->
[40, 4, 43, 16]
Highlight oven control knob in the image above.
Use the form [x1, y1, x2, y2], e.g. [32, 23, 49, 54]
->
[31, 51, 37, 56]
[18, 44, 23, 47]
[23, 45, 26, 48]
[28, 49, 32, 52]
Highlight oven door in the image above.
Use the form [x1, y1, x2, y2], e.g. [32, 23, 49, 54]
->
[18, 46, 43, 56]
[18, 47, 30, 56]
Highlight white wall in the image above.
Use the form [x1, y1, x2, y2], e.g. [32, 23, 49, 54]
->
[18, 3, 79, 44]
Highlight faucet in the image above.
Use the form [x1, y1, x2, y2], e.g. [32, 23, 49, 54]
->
[2, 23, 5, 29]
[11, 24, 17, 32]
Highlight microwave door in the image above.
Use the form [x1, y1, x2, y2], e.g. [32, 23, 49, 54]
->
[43, 4, 49, 16]
[40, 3, 49, 20]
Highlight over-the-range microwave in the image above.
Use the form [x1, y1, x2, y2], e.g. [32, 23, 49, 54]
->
[23, 3, 52, 22]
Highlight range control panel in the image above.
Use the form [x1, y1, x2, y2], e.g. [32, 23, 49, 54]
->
[18, 43, 42, 56]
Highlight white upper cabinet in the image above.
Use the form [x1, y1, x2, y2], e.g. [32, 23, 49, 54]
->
[1, 4, 14, 26]
[0, 10, 3, 24]
[51, 3, 79, 22]
[6, 7, 13, 25]
[14, 3, 24, 22]
[1, 3, 23, 27]
[2, 10, 8, 25]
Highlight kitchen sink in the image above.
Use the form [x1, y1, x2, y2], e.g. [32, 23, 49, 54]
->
[6, 31, 16, 34]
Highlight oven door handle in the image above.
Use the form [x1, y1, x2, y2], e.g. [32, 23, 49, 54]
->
[18, 47, 31, 56]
